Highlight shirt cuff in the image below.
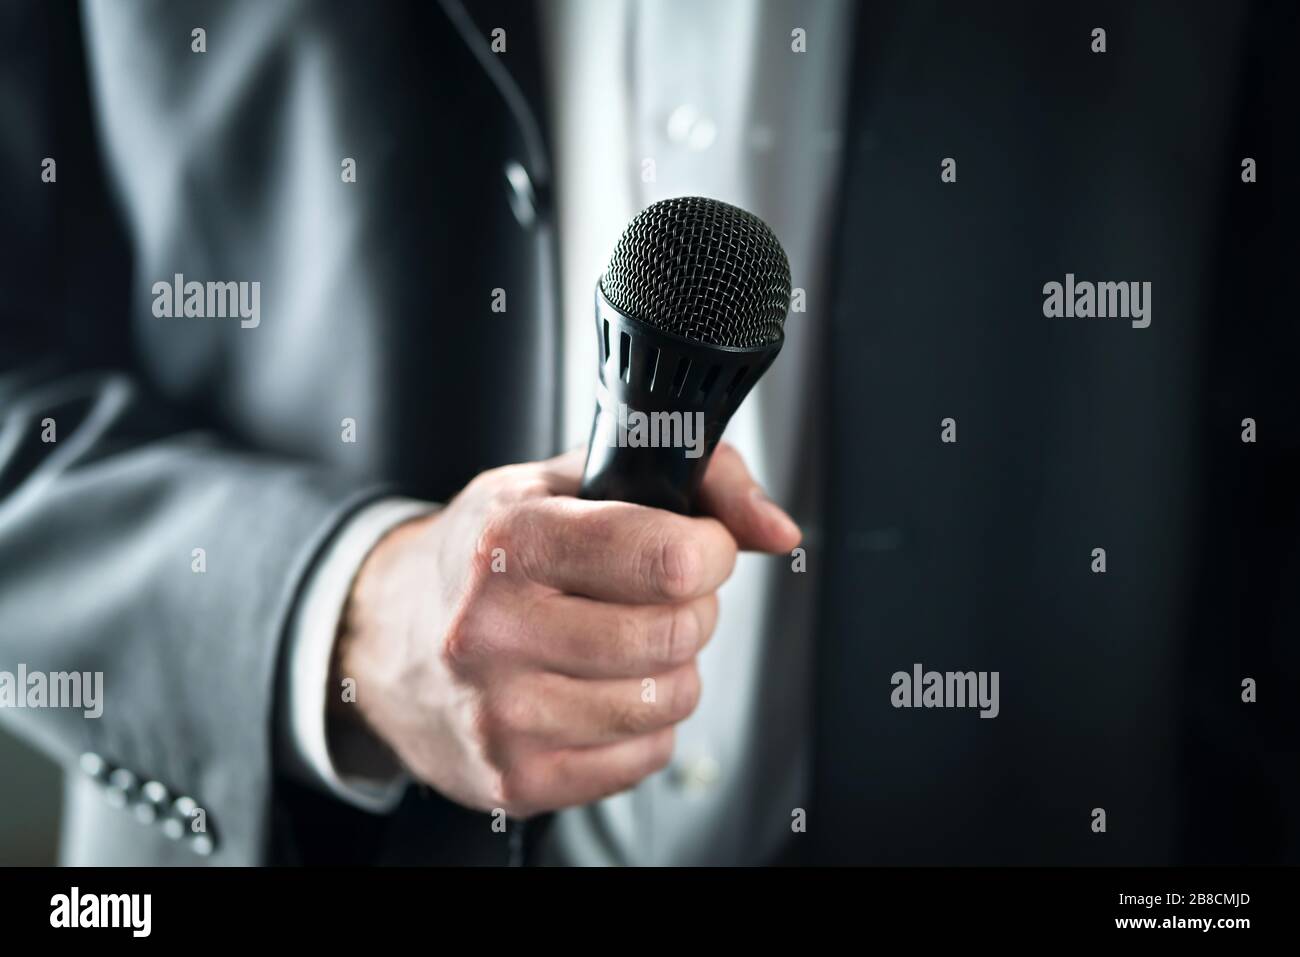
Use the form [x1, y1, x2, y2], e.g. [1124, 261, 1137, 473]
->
[280, 496, 438, 813]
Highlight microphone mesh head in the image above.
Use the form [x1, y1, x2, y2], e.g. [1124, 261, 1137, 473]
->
[600, 197, 791, 348]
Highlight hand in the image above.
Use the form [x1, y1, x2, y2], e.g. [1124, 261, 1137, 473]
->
[329, 443, 801, 818]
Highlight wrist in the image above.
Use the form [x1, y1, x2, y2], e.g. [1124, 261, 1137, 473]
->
[328, 510, 435, 775]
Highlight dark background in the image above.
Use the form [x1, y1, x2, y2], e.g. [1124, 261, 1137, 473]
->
[2, 0, 1297, 866]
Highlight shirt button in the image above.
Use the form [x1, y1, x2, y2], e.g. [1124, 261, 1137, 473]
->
[104, 768, 138, 809]
[503, 160, 537, 228]
[666, 104, 717, 152]
[671, 755, 721, 794]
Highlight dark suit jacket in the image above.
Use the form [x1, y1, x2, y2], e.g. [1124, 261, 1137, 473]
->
[1, 0, 1294, 866]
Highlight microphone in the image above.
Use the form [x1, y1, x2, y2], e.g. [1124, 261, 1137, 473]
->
[579, 196, 792, 515]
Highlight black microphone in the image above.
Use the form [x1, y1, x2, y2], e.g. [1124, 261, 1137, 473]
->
[579, 196, 792, 515]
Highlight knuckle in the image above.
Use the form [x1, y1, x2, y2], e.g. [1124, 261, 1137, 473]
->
[442, 569, 512, 662]
[473, 687, 533, 752]
[488, 689, 533, 738]
[651, 603, 697, 667]
[443, 591, 517, 676]
[611, 695, 654, 736]
[441, 611, 479, 672]
[488, 463, 552, 505]
[613, 612, 647, 664]
[501, 501, 557, 581]
[474, 506, 522, 571]
[464, 466, 518, 510]
[468, 692, 504, 755]
[475, 500, 550, 585]
[646, 534, 702, 601]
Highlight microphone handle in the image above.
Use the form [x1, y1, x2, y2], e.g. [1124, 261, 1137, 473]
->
[578, 405, 718, 515]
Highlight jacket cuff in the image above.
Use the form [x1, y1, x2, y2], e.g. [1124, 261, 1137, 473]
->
[279, 497, 437, 813]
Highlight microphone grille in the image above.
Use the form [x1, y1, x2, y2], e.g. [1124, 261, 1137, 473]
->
[600, 197, 791, 348]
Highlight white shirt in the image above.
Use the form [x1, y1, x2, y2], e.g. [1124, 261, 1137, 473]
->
[282, 0, 851, 865]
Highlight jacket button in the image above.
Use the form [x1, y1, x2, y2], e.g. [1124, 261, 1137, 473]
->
[163, 795, 198, 840]
[79, 752, 109, 783]
[504, 160, 537, 228]
[104, 768, 139, 809]
[167, 795, 215, 855]
[134, 780, 170, 825]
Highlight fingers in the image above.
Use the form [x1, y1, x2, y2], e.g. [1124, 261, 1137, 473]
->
[515, 592, 719, 679]
[538, 442, 798, 554]
[503, 727, 677, 816]
[488, 661, 701, 750]
[502, 495, 737, 603]
[444, 443, 793, 819]
[696, 442, 802, 553]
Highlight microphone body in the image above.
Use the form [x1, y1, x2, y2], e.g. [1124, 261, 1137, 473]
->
[579, 285, 781, 514]
[576, 196, 792, 515]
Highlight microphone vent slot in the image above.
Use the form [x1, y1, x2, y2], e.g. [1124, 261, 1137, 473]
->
[618, 332, 632, 382]
[724, 366, 749, 399]
[698, 364, 722, 399]
[671, 357, 693, 397]
[644, 345, 662, 391]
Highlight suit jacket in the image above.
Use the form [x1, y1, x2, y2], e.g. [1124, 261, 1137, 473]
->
[1, 0, 1294, 866]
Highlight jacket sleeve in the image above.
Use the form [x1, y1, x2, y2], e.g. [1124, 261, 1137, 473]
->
[0, 367, 386, 863]
[0, 0, 388, 863]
